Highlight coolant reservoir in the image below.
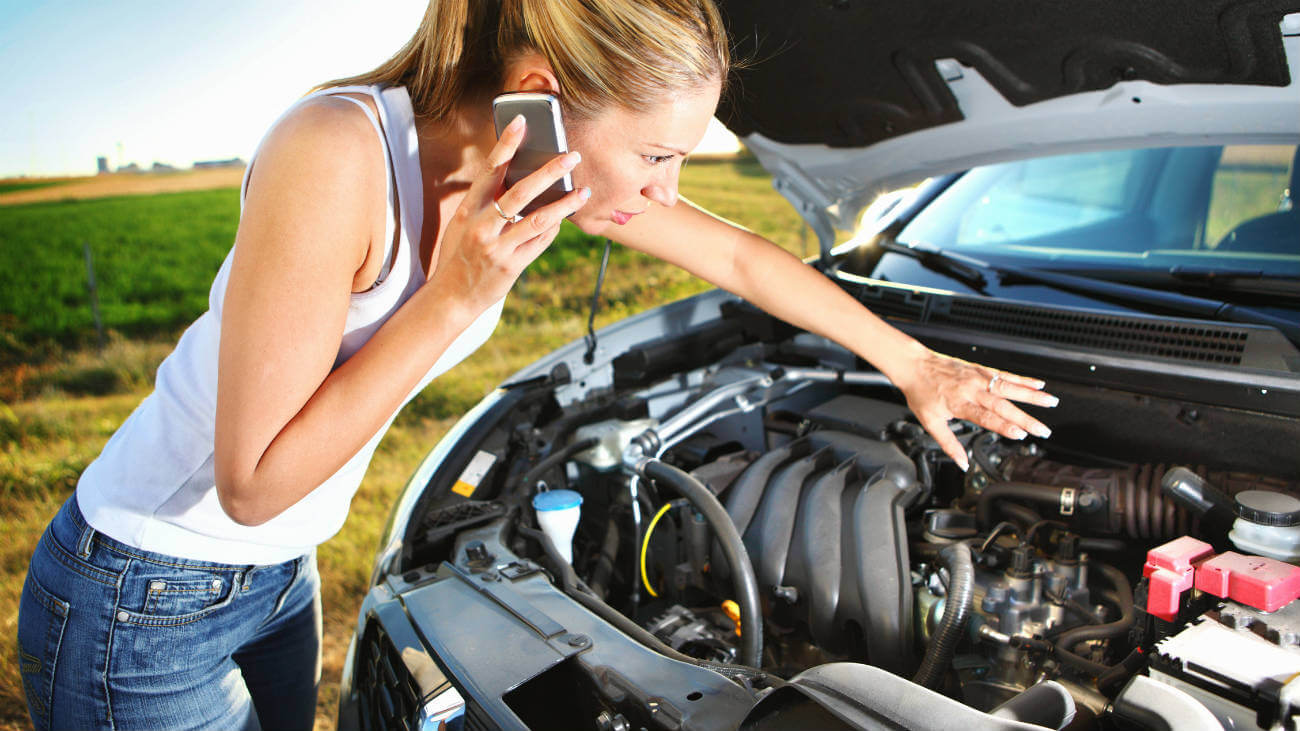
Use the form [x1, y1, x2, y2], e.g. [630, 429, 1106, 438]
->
[1230, 490, 1300, 563]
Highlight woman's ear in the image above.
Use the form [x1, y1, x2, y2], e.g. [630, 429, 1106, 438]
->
[503, 51, 561, 95]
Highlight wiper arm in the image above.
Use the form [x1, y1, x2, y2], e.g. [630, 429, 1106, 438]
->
[1167, 267, 1300, 298]
[878, 240, 989, 293]
[883, 241, 1300, 345]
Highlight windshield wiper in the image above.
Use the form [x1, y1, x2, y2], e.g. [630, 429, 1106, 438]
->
[883, 241, 1300, 345]
[1166, 267, 1300, 298]
[878, 240, 989, 293]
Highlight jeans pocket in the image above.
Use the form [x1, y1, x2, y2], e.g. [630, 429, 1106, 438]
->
[118, 566, 240, 626]
[17, 571, 70, 731]
[142, 576, 226, 617]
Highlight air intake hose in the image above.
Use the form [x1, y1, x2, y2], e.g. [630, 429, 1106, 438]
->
[639, 458, 764, 668]
[914, 542, 974, 689]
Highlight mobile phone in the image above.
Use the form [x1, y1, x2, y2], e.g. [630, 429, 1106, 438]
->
[492, 92, 573, 216]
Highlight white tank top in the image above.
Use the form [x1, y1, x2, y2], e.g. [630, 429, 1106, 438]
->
[76, 85, 505, 565]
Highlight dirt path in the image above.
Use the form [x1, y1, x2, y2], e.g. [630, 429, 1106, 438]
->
[0, 167, 246, 206]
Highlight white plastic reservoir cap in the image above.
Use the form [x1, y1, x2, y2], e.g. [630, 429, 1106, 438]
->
[533, 489, 582, 565]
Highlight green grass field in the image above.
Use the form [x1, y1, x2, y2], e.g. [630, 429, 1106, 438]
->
[0, 188, 242, 363]
[0, 157, 811, 730]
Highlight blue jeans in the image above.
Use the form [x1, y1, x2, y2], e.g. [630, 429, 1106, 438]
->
[17, 496, 321, 731]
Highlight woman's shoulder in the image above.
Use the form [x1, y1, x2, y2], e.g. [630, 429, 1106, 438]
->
[238, 91, 389, 267]
[242, 92, 388, 217]
[260, 92, 384, 168]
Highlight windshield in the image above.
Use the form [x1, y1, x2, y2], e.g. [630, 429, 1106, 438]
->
[896, 144, 1299, 277]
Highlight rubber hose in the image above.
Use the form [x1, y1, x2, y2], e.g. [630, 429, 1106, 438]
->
[1056, 563, 1135, 654]
[1010, 635, 1112, 678]
[976, 482, 1068, 528]
[999, 503, 1043, 529]
[587, 515, 620, 599]
[640, 459, 764, 668]
[514, 437, 600, 497]
[515, 523, 774, 686]
[1078, 537, 1126, 553]
[1098, 648, 1147, 693]
[516, 523, 583, 592]
[564, 584, 775, 685]
[914, 542, 974, 689]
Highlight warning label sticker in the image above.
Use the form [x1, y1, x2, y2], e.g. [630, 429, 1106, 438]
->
[452, 450, 497, 498]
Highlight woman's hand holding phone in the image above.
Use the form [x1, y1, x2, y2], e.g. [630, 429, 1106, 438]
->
[426, 114, 591, 315]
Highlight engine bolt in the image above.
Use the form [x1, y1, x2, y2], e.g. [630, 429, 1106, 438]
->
[595, 711, 630, 731]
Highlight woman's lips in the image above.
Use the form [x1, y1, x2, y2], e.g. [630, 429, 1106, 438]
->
[612, 210, 642, 225]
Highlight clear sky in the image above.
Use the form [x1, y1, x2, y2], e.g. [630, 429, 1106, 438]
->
[0, 0, 739, 179]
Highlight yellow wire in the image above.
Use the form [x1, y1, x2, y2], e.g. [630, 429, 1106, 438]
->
[640, 502, 676, 598]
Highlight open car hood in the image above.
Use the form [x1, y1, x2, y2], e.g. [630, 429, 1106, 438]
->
[713, 1, 1300, 256]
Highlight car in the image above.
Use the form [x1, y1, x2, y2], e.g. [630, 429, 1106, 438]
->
[338, 2, 1300, 729]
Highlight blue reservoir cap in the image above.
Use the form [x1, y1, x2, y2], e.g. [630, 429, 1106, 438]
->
[533, 489, 582, 512]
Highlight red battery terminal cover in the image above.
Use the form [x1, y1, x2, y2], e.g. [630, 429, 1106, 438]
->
[1194, 552, 1300, 613]
[1143, 537, 1215, 622]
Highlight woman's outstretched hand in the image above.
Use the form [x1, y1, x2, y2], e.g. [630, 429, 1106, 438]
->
[891, 344, 1059, 471]
[428, 114, 591, 314]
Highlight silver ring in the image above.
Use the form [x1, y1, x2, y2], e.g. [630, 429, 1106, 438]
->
[987, 373, 1002, 393]
[493, 199, 522, 224]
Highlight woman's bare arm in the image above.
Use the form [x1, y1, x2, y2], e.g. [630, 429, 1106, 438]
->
[610, 198, 1057, 470]
[214, 108, 587, 526]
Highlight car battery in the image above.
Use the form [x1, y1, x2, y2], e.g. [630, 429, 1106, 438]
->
[1145, 541, 1300, 730]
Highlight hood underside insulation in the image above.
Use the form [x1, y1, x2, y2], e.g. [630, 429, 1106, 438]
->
[716, 0, 1300, 147]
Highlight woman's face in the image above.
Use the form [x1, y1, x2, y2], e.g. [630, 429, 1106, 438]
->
[563, 80, 722, 236]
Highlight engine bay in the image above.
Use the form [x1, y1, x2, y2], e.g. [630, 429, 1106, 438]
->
[365, 310, 1300, 731]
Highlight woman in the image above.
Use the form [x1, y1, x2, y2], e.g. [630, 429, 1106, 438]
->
[17, 0, 1056, 729]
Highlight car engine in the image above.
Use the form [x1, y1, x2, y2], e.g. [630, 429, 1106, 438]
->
[365, 301, 1300, 731]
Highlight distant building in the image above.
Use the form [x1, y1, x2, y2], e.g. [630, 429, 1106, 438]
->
[97, 156, 110, 174]
[117, 162, 141, 173]
[151, 162, 176, 172]
[193, 157, 245, 169]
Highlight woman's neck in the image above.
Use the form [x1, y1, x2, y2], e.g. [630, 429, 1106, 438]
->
[413, 98, 498, 194]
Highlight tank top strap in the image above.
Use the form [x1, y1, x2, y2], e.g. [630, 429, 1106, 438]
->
[238, 85, 402, 288]
[325, 94, 400, 285]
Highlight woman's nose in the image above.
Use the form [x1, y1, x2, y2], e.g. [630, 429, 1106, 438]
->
[643, 165, 680, 208]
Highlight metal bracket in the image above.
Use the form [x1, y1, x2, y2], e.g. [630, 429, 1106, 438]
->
[1061, 488, 1076, 516]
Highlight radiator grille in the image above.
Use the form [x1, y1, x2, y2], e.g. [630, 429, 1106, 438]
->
[356, 621, 422, 731]
[357, 618, 500, 731]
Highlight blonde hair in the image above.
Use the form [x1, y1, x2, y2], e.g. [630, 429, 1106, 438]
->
[320, 0, 729, 121]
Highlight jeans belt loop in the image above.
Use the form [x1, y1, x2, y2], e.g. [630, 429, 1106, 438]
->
[76, 521, 96, 559]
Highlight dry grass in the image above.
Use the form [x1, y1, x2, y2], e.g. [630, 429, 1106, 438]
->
[0, 168, 246, 207]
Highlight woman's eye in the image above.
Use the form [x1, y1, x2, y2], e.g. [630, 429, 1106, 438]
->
[643, 154, 674, 166]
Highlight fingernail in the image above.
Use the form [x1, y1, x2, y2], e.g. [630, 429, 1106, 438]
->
[1031, 423, 1052, 438]
[560, 151, 581, 169]
[958, 455, 970, 472]
[578, 187, 591, 200]
[507, 114, 525, 132]
[1044, 395, 1060, 408]
[1011, 427, 1028, 440]
[1032, 379, 1046, 389]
